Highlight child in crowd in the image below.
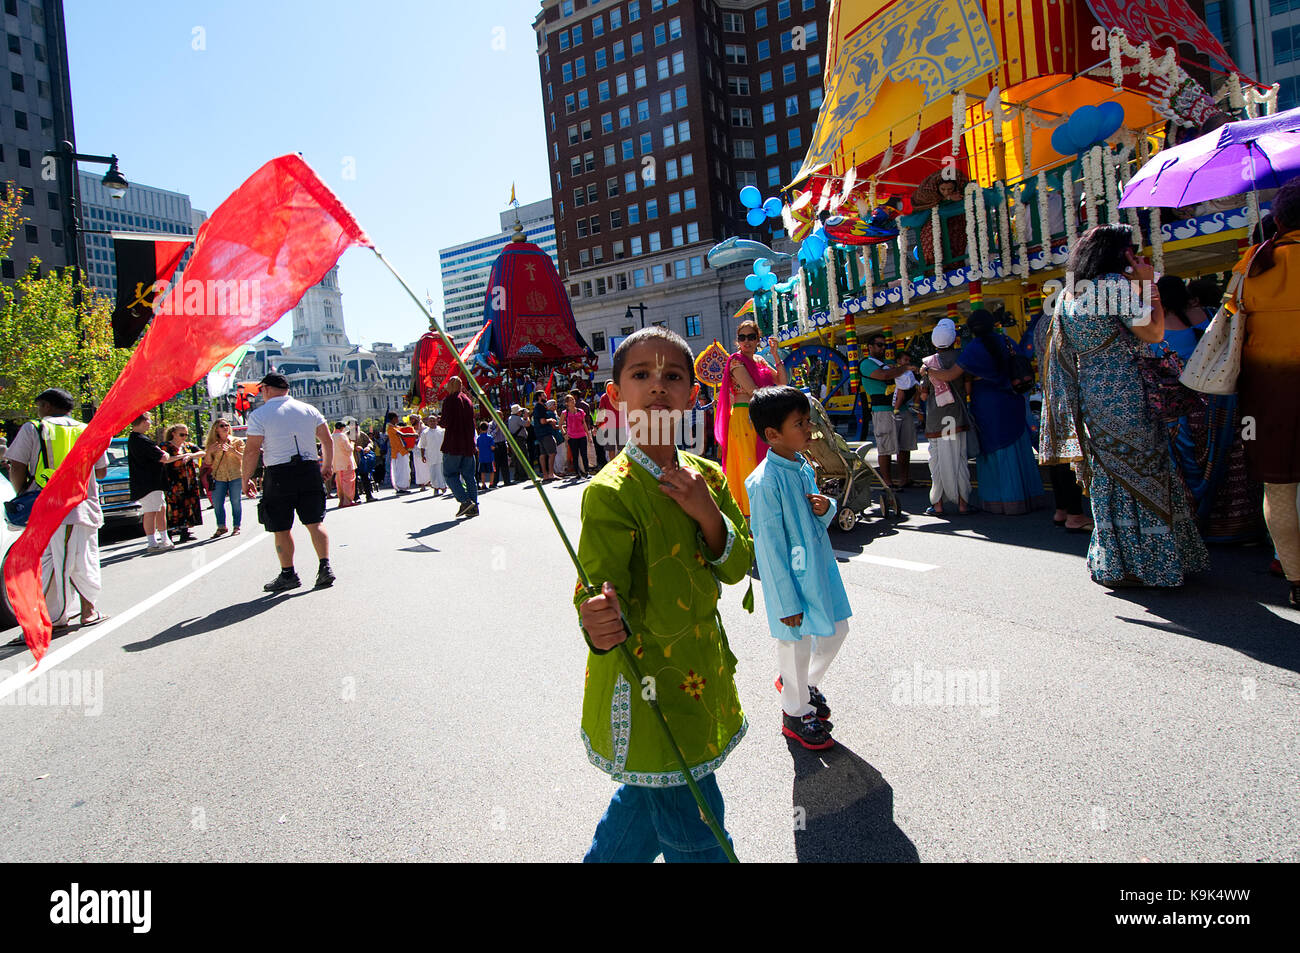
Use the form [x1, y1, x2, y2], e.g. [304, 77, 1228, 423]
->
[418, 414, 447, 495]
[744, 386, 852, 751]
[576, 326, 754, 862]
[475, 421, 495, 491]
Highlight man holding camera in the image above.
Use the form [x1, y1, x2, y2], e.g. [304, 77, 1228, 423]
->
[242, 373, 335, 593]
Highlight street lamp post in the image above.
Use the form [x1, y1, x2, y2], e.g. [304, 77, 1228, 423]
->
[44, 140, 129, 422]
[624, 302, 647, 329]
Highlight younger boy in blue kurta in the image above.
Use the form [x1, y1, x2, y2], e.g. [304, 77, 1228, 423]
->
[745, 386, 853, 750]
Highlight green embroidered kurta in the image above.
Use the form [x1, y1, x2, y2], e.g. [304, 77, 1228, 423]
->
[574, 445, 754, 787]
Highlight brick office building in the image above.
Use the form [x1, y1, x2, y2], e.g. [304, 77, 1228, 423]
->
[533, 0, 827, 372]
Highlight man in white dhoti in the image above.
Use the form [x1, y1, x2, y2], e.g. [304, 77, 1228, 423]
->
[918, 320, 975, 516]
[411, 415, 432, 488]
[418, 415, 447, 494]
[6, 388, 109, 629]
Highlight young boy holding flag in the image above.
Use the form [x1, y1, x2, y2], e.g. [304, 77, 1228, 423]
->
[576, 327, 753, 862]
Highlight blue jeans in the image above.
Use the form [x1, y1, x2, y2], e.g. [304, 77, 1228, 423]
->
[211, 478, 242, 529]
[584, 773, 733, 863]
[443, 454, 478, 505]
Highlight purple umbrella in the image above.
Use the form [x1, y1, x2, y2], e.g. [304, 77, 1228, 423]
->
[1119, 106, 1300, 209]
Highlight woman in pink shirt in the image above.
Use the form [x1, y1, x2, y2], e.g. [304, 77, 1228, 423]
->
[564, 393, 590, 479]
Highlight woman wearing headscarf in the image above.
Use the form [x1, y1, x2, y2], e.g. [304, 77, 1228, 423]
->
[928, 309, 1047, 514]
[1232, 179, 1300, 607]
[715, 318, 787, 516]
[1040, 223, 1208, 587]
[918, 319, 973, 515]
[1154, 276, 1264, 544]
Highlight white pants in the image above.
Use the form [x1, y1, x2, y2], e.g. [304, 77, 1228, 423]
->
[428, 462, 446, 489]
[43, 523, 101, 626]
[414, 455, 431, 486]
[390, 453, 412, 489]
[776, 619, 849, 717]
[928, 431, 972, 506]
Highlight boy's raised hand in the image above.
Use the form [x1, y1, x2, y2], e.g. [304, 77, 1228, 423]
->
[580, 581, 627, 650]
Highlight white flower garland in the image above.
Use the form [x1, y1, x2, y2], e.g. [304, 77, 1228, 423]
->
[796, 268, 810, 332]
[1115, 142, 1143, 244]
[1082, 148, 1099, 230]
[1037, 171, 1051, 269]
[1062, 165, 1078, 250]
[996, 182, 1011, 277]
[952, 90, 966, 156]
[1102, 145, 1119, 225]
[974, 185, 992, 280]
[1108, 29, 1124, 89]
[1015, 189, 1030, 279]
[824, 243, 840, 323]
[897, 225, 912, 306]
[931, 206, 942, 282]
[862, 246, 875, 312]
[1150, 207, 1164, 274]
[964, 183, 980, 277]
[1021, 106, 1034, 170]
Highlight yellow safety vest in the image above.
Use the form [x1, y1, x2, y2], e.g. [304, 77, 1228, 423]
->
[33, 419, 87, 488]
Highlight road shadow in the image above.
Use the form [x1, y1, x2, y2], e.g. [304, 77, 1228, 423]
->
[789, 738, 920, 862]
[120, 590, 313, 653]
[1107, 565, 1300, 674]
[408, 520, 465, 540]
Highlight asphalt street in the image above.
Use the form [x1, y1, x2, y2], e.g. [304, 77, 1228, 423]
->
[1, 472, 1297, 863]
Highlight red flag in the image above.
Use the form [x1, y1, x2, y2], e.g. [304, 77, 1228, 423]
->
[407, 332, 456, 410]
[4, 155, 371, 660]
[544, 370, 555, 399]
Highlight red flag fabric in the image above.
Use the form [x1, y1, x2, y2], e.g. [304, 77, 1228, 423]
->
[4, 155, 371, 660]
[408, 331, 457, 410]
[544, 370, 555, 399]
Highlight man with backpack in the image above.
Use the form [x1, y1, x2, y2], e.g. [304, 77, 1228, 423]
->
[5, 388, 109, 629]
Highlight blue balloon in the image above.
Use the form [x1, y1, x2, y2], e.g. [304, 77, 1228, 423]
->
[754, 257, 772, 275]
[762, 273, 777, 290]
[1096, 101, 1124, 143]
[744, 274, 762, 292]
[1068, 105, 1103, 153]
[739, 186, 762, 209]
[1051, 123, 1078, 157]
[746, 207, 766, 227]
[763, 196, 783, 217]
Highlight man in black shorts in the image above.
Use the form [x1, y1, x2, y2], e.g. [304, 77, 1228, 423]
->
[242, 373, 336, 592]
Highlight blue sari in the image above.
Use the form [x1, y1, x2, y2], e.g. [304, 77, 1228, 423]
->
[957, 335, 1048, 515]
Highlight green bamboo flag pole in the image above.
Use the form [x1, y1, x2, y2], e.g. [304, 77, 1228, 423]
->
[372, 248, 738, 863]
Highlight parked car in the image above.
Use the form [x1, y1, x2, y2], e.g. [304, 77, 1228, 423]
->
[98, 436, 141, 528]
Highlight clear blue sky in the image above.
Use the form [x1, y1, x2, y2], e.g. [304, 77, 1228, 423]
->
[65, 0, 549, 349]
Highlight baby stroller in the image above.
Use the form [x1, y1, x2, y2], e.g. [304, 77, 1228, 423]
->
[800, 394, 899, 531]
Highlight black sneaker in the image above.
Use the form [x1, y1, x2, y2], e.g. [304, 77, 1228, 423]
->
[456, 500, 471, 517]
[781, 712, 833, 750]
[264, 572, 301, 593]
[774, 676, 831, 721]
[315, 564, 336, 589]
[463, 503, 480, 519]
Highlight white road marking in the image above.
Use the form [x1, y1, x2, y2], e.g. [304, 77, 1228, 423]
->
[0, 533, 268, 701]
[832, 550, 938, 572]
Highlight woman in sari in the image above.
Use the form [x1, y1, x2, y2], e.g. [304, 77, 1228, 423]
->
[928, 309, 1047, 514]
[715, 318, 787, 516]
[162, 424, 203, 544]
[1041, 224, 1208, 587]
[1154, 276, 1264, 544]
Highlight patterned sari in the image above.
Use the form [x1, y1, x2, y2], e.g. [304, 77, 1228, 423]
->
[1041, 276, 1208, 586]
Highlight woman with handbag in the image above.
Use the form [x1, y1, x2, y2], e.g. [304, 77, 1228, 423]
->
[1041, 224, 1208, 587]
[203, 418, 246, 536]
[1154, 277, 1264, 544]
[1232, 181, 1300, 608]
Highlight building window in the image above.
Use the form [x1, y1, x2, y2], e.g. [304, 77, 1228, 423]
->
[620, 105, 632, 127]
[654, 23, 667, 46]
[587, 183, 599, 202]
[633, 268, 647, 287]
[660, 90, 673, 114]
[593, 331, 607, 351]
[690, 255, 703, 276]
[788, 127, 802, 149]
[613, 40, 625, 62]
[778, 0, 792, 18]
[665, 158, 679, 180]
[668, 192, 681, 214]
[807, 53, 821, 76]
[631, 32, 644, 54]
[593, 15, 604, 36]
[652, 264, 666, 283]
[581, 119, 593, 139]
[649, 231, 662, 251]
[671, 225, 684, 246]
[631, 237, 644, 256]
[595, 48, 607, 69]
[810, 87, 824, 109]
[723, 12, 744, 32]
[604, 144, 616, 165]
[762, 102, 776, 124]
[757, 39, 770, 60]
[616, 72, 629, 95]
[731, 107, 753, 127]
[767, 166, 781, 186]
[684, 188, 696, 210]
[590, 215, 601, 235]
[622, 138, 635, 159]
[634, 66, 647, 88]
[675, 86, 687, 108]
[607, 176, 620, 197]
[10, 71, 23, 92]
[598, 80, 609, 101]
[646, 198, 659, 220]
[671, 51, 685, 74]
[578, 88, 589, 109]
[765, 134, 778, 155]
[610, 8, 623, 30]
[628, 203, 641, 224]
[755, 7, 769, 27]
[663, 124, 676, 147]
[724, 44, 747, 65]
[639, 132, 653, 154]
[686, 222, 699, 242]
[669, 17, 682, 40]
[629, 0, 641, 21]
[625, 171, 638, 193]
[728, 76, 750, 96]
[783, 63, 797, 84]
[24, 224, 37, 243]
[804, 21, 819, 43]
[610, 209, 623, 229]
[576, 57, 587, 78]
[685, 315, 701, 336]
[637, 98, 650, 121]
[680, 154, 693, 175]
